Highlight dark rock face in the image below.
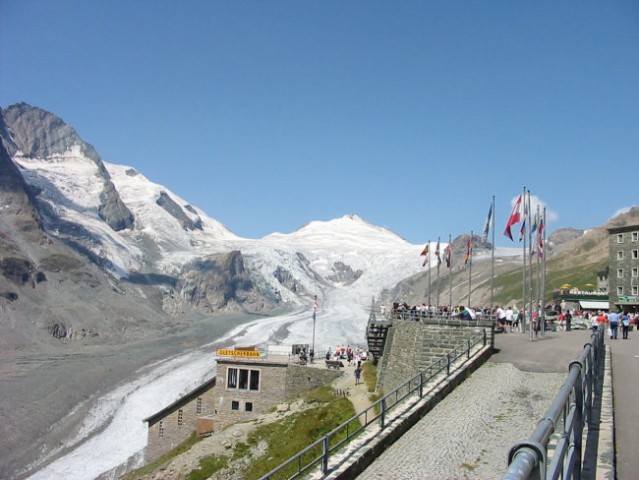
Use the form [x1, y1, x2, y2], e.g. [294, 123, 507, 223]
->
[1, 103, 134, 232]
[327, 261, 362, 285]
[156, 191, 203, 231]
[274, 266, 299, 292]
[172, 251, 273, 313]
[0, 128, 42, 226]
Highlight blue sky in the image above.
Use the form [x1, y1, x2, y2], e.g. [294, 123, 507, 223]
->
[1, 1, 638, 246]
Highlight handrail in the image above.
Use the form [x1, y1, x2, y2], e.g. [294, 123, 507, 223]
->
[502, 328, 604, 480]
[259, 329, 489, 480]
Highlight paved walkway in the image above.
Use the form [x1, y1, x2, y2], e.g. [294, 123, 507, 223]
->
[355, 326, 633, 479]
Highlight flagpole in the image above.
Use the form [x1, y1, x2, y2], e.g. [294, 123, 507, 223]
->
[436, 236, 441, 312]
[467, 230, 473, 307]
[520, 187, 530, 338]
[448, 233, 453, 312]
[490, 195, 495, 313]
[528, 192, 537, 337]
[535, 204, 542, 335]
[542, 207, 547, 332]
[427, 239, 432, 309]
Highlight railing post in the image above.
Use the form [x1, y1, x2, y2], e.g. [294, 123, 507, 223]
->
[446, 353, 451, 376]
[419, 371, 424, 397]
[322, 435, 330, 473]
[380, 397, 386, 428]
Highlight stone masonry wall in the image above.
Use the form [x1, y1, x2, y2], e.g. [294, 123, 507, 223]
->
[377, 318, 492, 394]
[285, 364, 342, 399]
[213, 360, 288, 430]
[146, 382, 217, 461]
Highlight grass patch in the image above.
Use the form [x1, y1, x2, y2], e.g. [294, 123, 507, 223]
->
[123, 431, 202, 480]
[240, 387, 357, 479]
[187, 454, 228, 480]
[362, 361, 377, 392]
[489, 257, 608, 306]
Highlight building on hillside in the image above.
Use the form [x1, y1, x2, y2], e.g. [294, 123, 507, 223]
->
[143, 346, 341, 461]
[608, 224, 639, 313]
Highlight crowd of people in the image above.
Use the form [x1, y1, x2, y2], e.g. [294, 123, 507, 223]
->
[586, 309, 638, 339]
[388, 301, 639, 340]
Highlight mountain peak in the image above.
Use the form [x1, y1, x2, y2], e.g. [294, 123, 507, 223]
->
[1, 103, 100, 162]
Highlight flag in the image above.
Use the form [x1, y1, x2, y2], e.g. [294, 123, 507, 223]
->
[529, 211, 539, 255]
[435, 239, 441, 265]
[519, 198, 528, 242]
[537, 217, 545, 257]
[445, 243, 452, 268]
[464, 237, 472, 264]
[530, 211, 539, 235]
[420, 243, 429, 266]
[504, 194, 522, 241]
[482, 203, 493, 241]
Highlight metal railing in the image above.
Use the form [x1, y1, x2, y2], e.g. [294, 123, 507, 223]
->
[502, 328, 604, 480]
[260, 329, 489, 480]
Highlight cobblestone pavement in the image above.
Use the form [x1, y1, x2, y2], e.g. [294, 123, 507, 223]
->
[356, 362, 565, 480]
[355, 328, 616, 480]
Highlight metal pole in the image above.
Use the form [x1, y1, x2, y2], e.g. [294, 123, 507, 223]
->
[491, 195, 495, 314]
[436, 237, 441, 312]
[467, 230, 473, 307]
[448, 233, 453, 312]
[312, 295, 317, 363]
[427, 239, 432, 309]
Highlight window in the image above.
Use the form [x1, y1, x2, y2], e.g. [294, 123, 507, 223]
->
[617, 286, 624, 295]
[196, 397, 202, 415]
[245, 402, 253, 412]
[632, 268, 638, 278]
[227, 368, 238, 389]
[618, 269, 624, 278]
[227, 368, 260, 391]
[617, 233, 624, 243]
[158, 420, 164, 437]
[633, 250, 639, 259]
[177, 409, 184, 427]
[231, 400, 240, 411]
[633, 286, 638, 296]
[250, 370, 260, 391]
[633, 232, 638, 242]
[617, 251, 624, 260]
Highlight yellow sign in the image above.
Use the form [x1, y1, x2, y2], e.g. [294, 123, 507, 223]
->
[216, 348, 263, 358]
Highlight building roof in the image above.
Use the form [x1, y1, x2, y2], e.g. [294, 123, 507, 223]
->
[607, 224, 639, 234]
[579, 300, 610, 310]
[143, 375, 216, 426]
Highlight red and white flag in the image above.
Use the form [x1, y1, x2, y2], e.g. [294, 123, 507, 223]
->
[503, 194, 523, 241]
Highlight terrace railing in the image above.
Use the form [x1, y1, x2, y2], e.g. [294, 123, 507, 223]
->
[502, 328, 605, 480]
[259, 329, 489, 480]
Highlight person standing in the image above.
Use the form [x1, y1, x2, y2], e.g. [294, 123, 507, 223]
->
[608, 309, 620, 339]
[496, 305, 507, 333]
[566, 310, 572, 332]
[621, 312, 630, 339]
[505, 306, 514, 332]
[354, 366, 362, 385]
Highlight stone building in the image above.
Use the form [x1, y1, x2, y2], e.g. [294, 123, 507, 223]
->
[143, 347, 340, 461]
[607, 224, 639, 313]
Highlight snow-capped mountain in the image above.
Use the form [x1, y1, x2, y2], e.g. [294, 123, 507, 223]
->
[0, 103, 429, 343]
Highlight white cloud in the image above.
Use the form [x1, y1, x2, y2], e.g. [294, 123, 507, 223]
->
[508, 194, 559, 224]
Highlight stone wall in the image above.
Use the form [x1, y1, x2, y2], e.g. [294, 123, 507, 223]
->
[285, 364, 342, 399]
[377, 318, 493, 394]
[145, 378, 217, 461]
[213, 359, 289, 429]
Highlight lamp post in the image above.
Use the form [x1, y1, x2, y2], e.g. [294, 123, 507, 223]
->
[311, 295, 317, 363]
